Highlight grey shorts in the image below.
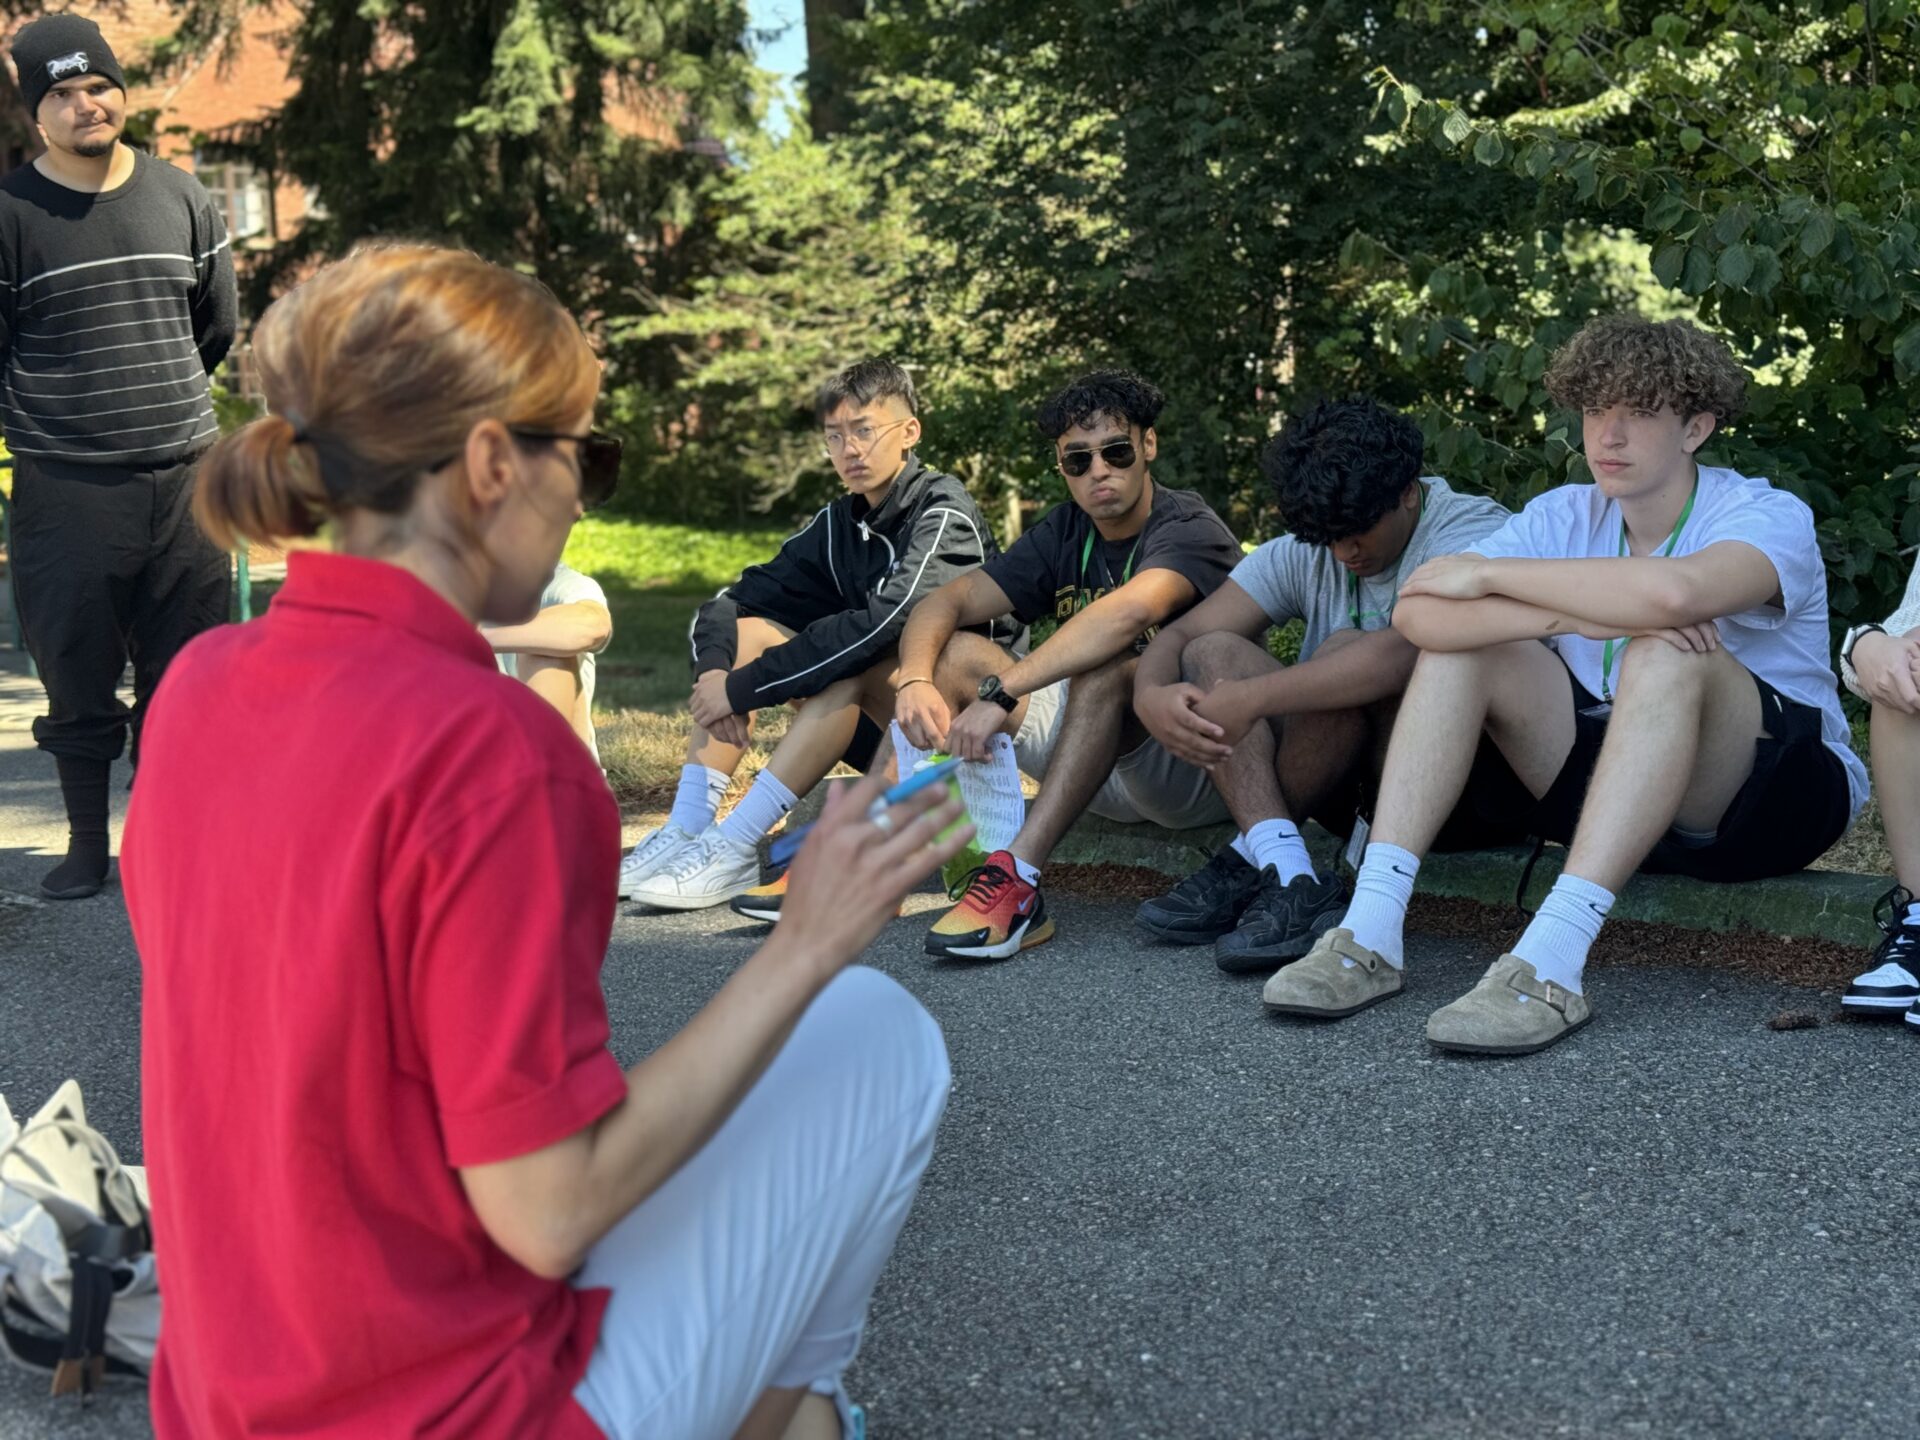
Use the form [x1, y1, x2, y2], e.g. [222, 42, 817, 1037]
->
[1012, 678, 1231, 830]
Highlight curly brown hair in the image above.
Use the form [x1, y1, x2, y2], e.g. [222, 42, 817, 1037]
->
[1543, 315, 1747, 424]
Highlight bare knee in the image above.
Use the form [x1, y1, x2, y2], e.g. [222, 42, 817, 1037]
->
[1612, 633, 1719, 699]
[794, 673, 862, 714]
[1181, 630, 1276, 686]
[932, 636, 1008, 706]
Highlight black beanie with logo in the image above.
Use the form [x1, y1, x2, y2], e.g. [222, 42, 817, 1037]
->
[11, 14, 125, 119]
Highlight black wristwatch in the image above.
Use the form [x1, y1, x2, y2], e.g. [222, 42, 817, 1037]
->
[1842, 622, 1887, 669]
[977, 673, 1018, 713]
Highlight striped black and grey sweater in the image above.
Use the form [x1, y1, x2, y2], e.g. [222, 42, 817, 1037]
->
[0, 150, 236, 467]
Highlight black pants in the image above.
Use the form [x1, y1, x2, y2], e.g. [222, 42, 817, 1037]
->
[11, 453, 230, 766]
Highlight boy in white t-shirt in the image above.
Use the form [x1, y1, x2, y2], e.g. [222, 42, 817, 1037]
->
[483, 561, 613, 762]
[1262, 315, 1866, 1055]
[1131, 397, 1514, 972]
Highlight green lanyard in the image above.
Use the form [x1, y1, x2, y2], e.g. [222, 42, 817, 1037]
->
[1346, 482, 1428, 630]
[1079, 527, 1142, 599]
[1598, 479, 1699, 701]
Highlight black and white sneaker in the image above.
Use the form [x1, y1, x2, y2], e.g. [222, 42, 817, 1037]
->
[1213, 866, 1348, 974]
[1843, 886, 1920, 1016]
[1135, 846, 1263, 944]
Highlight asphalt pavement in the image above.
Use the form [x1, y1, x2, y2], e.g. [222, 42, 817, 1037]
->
[1, 653, 1916, 1438]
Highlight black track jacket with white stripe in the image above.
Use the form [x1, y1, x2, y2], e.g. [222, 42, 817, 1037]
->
[691, 456, 1021, 714]
[0, 150, 236, 466]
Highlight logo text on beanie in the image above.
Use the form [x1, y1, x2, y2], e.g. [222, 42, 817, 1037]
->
[46, 52, 91, 81]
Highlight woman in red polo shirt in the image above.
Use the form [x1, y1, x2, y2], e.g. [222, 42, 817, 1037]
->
[122, 244, 970, 1440]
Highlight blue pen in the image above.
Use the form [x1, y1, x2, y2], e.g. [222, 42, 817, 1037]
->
[768, 758, 964, 867]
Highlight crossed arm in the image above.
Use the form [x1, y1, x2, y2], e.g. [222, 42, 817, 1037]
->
[1133, 580, 1422, 764]
[1393, 542, 1783, 652]
[896, 567, 1198, 756]
[480, 601, 614, 659]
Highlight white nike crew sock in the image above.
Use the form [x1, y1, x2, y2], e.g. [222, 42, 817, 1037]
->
[1338, 843, 1421, 969]
[1511, 874, 1615, 995]
[669, 764, 729, 835]
[1246, 819, 1315, 885]
[716, 770, 798, 850]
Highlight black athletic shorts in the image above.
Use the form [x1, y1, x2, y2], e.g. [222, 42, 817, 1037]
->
[1332, 736, 1532, 855]
[1468, 654, 1853, 883]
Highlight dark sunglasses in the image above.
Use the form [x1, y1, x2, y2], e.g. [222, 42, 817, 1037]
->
[512, 427, 623, 510]
[428, 427, 623, 510]
[1058, 439, 1137, 478]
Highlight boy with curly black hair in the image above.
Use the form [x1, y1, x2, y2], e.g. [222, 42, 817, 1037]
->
[1264, 316, 1864, 1057]
[1131, 397, 1512, 970]
[892, 369, 1242, 959]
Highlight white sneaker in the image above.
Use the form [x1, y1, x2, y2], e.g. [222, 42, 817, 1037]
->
[617, 823, 697, 900]
[629, 830, 761, 911]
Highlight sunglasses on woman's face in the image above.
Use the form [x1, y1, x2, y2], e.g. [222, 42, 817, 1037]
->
[511, 427, 623, 510]
[1058, 439, 1138, 478]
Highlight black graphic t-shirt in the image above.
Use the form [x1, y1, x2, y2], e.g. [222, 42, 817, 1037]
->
[983, 482, 1241, 644]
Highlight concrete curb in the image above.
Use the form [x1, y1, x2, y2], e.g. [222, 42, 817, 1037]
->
[784, 783, 1888, 949]
[1051, 814, 1887, 951]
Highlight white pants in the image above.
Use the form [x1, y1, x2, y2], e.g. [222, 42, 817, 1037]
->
[572, 967, 951, 1439]
[1014, 677, 1232, 830]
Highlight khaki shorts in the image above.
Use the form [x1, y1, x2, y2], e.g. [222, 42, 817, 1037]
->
[1012, 678, 1231, 830]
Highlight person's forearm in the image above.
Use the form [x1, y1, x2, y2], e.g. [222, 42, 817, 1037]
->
[482, 604, 612, 659]
[1133, 616, 1197, 696]
[1395, 593, 1617, 652]
[1241, 630, 1419, 717]
[1476, 557, 1701, 631]
[897, 592, 962, 685]
[516, 932, 831, 1276]
[1002, 593, 1157, 696]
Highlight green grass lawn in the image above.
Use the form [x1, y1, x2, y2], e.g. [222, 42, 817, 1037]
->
[561, 517, 797, 809]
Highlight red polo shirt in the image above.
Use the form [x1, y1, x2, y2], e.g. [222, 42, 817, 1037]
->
[124, 551, 626, 1439]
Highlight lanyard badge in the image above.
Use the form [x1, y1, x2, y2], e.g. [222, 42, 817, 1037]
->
[1597, 478, 1699, 703]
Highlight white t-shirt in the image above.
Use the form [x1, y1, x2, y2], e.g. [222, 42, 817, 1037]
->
[497, 562, 610, 762]
[1470, 465, 1867, 816]
[1229, 476, 1511, 659]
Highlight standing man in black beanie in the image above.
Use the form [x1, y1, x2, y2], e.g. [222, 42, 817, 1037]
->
[2, 13, 237, 899]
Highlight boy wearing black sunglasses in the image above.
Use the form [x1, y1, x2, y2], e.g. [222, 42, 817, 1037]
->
[1131, 398, 1513, 971]
[894, 370, 1242, 959]
[624, 358, 1018, 911]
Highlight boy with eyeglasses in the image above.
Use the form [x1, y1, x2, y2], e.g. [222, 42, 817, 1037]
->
[1263, 316, 1864, 1055]
[624, 358, 1017, 910]
[1130, 397, 1514, 973]
[893, 370, 1242, 959]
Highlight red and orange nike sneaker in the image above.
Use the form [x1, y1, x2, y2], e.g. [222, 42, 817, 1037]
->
[925, 850, 1055, 960]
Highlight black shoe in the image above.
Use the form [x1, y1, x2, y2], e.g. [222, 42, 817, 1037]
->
[1843, 885, 1920, 1015]
[40, 843, 109, 901]
[1214, 866, 1348, 974]
[1135, 846, 1263, 944]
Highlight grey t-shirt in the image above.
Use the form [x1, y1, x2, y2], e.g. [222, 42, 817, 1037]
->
[1229, 476, 1510, 660]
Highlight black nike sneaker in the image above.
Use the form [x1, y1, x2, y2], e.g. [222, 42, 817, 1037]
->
[1214, 866, 1349, 974]
[1135, 846, 1263, 944]
[1843, 885, 1920, 1016]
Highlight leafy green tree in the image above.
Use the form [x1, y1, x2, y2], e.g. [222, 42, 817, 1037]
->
[1351, 0, 1920, 624]
[612, 125, 928, 521]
